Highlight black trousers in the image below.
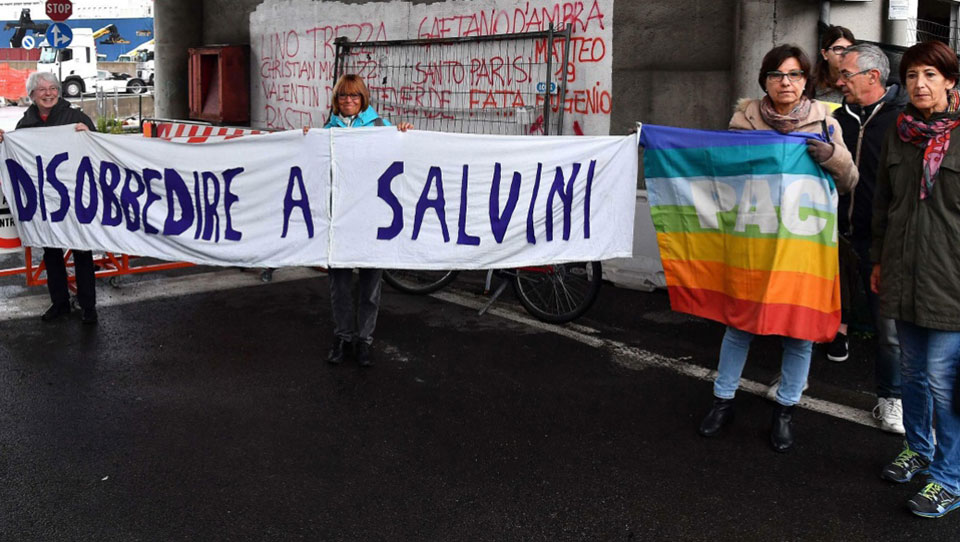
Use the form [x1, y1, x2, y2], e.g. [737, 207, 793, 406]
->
[43, 247, 95, 310]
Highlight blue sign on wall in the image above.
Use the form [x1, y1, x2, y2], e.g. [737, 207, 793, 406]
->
[45, 23, 73, 50]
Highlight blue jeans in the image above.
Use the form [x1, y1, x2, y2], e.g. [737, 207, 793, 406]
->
[714, 326, 813, 406]
[896, 320, 960, 495]
[852, 237, 901, 399]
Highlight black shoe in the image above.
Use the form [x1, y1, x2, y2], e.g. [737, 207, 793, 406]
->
[826, 332, 849, 362]
[908, 482, 960, 518]
[356, 342, 373, 367]
[81, 308, 98, 325]
[41, 302, 71, 322]
[770, 403, 795, 453]
[881, 446, 930, 483]
[327, 338, 349, 364]
[698, 397, 734, 437]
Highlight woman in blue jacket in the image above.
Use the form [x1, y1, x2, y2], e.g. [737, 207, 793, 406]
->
[323, 74, 412, 367]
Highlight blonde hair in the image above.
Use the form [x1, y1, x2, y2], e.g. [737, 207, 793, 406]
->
[330, 74, 370, 115]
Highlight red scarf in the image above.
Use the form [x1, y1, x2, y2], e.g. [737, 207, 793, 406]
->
[896, 89, 960, 199]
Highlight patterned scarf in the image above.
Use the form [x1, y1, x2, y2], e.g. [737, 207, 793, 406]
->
[759, 95, 813, 134]
[897, 89, 960, 199]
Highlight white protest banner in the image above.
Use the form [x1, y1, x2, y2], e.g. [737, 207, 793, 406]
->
[329, 128, 636, 268]
[0, 126, 331, 267]
[1, 126, 636, 268]
[0, 185, 19, 253]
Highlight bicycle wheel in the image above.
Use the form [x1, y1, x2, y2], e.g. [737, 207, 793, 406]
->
[512, 262, 603, 323]
[382, 269, 459, 295]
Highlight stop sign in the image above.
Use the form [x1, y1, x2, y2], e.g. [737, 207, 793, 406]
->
[45, 0, 72, 22]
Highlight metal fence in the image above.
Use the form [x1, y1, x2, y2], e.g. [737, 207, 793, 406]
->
[910, 17, 960, 50]
[333, 25, 573, 136]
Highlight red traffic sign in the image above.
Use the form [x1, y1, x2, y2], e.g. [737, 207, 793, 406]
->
[45, 0, 72, 22]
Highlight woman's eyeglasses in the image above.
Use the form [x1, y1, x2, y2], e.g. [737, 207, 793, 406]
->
[766, 70, 805, 83]
[337, 93, 361, 101]
[827, 45, 848, 55]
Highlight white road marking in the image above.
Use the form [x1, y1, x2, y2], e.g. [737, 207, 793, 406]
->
[0, 267, 324, 321]
[0, 269, 880, 430]
[432, 290, 880, 430]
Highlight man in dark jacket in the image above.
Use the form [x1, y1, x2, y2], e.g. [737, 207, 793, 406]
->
[834, 43, 907, 432]
[0, 71, 98, 324]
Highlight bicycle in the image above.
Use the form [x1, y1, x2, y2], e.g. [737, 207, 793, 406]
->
[382, 262, 603, 324]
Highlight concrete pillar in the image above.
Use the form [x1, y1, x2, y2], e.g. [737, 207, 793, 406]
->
[732, 0, 778, 104]
[155, 0, 203, 119]
[884, 0, 919, 47]
[731, 1, 820, 105]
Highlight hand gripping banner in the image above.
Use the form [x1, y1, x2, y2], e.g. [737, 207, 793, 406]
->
[0, 126, 637, 269]
[639, 124, 841, 342]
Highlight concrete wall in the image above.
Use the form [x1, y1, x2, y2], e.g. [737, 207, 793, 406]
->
[166, 0, 903, 134]
[612, 0, 734, 132]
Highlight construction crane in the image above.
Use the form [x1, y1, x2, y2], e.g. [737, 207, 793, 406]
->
[93, 24, 130, 45]
[4, 8, 48, 48]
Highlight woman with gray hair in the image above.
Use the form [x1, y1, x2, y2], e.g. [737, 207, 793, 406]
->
[0, 71, 98, 324]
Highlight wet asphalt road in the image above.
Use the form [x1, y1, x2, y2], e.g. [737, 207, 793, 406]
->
[1, 271, 959, 541]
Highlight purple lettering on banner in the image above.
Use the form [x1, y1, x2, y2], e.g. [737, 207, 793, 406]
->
[546, 162, 580, 241]
[526, 163, 543, 244]
[142, 168, 163, 234]
[413, 166, 450, 242]
[222, 167, 244, 241]
[192, 172, 203, 240]
[201, 172, 221, 242]
[583, 159, 595, 238]
[74, 157, 98, 224]
[488, 162, 520, 244]
[120, 168, 145, 232]
[282, 166, 313, 238]
[45, 152, 70, 222]
[4, 159, 36, 221]
[376, 161, 404, 240]
[35, 155, 46, 220]
[457, 165, 480, 246]
[162, 168, 194, 236]
[99, 161, 123, 227]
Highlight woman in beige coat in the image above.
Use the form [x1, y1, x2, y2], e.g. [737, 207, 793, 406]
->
[699, 44, 858, 452]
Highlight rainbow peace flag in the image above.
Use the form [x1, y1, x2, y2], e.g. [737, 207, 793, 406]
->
[639, 124, 841, 342]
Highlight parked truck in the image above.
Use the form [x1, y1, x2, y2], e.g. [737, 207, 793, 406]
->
[37, 25, 146, 97]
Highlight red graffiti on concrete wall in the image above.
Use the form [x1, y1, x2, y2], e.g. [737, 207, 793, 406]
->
[256, 1, 611, 133]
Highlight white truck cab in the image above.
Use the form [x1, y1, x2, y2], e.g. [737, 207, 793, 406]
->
[38, 28, 97, 97]
[38, 27, 147, 97]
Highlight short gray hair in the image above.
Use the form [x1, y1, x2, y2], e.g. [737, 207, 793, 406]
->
[842, 43, 890, 84]
[25, 71, 61, 99]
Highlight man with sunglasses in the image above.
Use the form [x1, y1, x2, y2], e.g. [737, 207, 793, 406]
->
[834, 43, 909, 434]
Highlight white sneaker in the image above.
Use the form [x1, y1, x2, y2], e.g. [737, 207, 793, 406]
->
[873, 397, 906, 434]
[765, 373, 809, 402]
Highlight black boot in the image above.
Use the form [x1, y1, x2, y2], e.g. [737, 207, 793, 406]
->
[355, 342, 373, 368]
[770, 403, 795, 453]
[698, 397, 734, 437]
[327, 338, 349, 365]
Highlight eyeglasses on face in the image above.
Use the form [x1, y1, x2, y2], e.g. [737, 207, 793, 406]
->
[828, 45, 848, 55]
[766, 70, 805, 83]
[337, 93, 361, 101]
[840, 69, 872, 80]
[34, 86, 59, 94]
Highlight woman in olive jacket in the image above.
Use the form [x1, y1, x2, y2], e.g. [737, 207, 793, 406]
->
[871, 40, 960, 519]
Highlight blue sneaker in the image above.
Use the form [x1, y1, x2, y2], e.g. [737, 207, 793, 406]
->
[908, 482, 960, 518]
[881, 447, 930, 483]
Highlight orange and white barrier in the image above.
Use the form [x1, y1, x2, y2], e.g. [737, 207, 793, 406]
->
[143, 120, 268, 143]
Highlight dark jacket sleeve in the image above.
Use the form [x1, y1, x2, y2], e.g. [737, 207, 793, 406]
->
[870, 130, 894, 264]
[72, 109, 96, 131]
